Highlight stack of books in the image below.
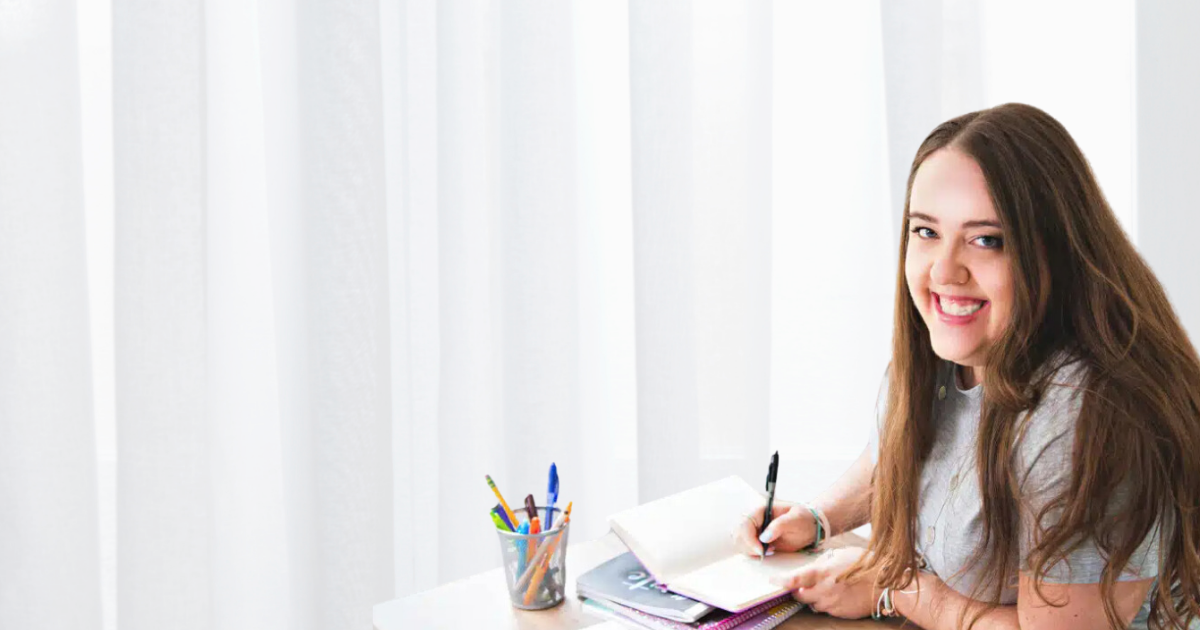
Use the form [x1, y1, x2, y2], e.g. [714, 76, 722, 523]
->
[578, 476, 836, 630]
[577, 551, 803, 630]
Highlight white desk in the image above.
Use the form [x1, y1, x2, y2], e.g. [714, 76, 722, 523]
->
[374, 531, 903, 629]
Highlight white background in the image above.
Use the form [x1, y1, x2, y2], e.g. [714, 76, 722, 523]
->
[1, 1, 1197, 629]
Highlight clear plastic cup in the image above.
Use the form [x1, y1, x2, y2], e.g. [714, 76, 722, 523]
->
[495, 506, 569, 610]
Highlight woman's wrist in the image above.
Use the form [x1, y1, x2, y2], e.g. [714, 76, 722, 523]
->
[807, 502, 833, 539]
[872, 585, 898, 619]
[801, 503, 832, 548]
[890, 567, 933, 620]
[872, 559, 930, 620]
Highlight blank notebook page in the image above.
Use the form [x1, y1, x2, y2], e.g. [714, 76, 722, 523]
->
[607, 476, 769, 583]
[673, 552, 814, 609]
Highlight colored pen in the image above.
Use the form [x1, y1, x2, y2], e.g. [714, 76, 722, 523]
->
[524, 519, 537, 565]
[485, 475, 520, 530]
[490, 511, 512, 532]
[758, 451, 779, 563]
[493, 504, 516, 531]
[545, 463, 559, 527]
[524, 494, 542, 534]
[516, 521, 530, 577]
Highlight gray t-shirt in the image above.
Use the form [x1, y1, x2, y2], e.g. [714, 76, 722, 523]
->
[868, 359, 1177, 629]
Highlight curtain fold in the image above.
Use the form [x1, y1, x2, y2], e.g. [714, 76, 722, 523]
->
[628, 0, 701, 504]
[387, 0, 442, 598]
[0, 2, 102, 628]
[1135, 1, 1200, 341]
[207, 0, 290, 627]
[429, 0, 504, 585]
[570, 0, 639, 585]
[113, 2, 211, 629]
[293, 0, 394, 626]
[112, 0, 393, 628]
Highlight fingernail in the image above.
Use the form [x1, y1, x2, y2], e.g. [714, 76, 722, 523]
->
[758, 531, 771, 543]
[765, 550, 775, 556]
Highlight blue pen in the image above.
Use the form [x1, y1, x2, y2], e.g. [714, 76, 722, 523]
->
[516, 521, 530, 577]
[545, 463, 559, 528]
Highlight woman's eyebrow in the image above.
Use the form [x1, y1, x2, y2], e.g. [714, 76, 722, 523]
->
[909, 212, 1001, 229]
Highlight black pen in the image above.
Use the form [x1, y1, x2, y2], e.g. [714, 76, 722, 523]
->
[757, 451, 779, 562]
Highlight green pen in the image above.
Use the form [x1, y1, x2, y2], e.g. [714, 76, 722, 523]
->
[491, 510, 513, 532]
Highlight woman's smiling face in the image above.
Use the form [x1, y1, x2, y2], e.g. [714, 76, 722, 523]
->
[905, 147, 1013, 372]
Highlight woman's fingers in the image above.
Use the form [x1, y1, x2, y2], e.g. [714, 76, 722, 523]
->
[734, 501, 804, 556]
[775, 565, 828, 612]
[771, 565, 821, 591]
[735, 513, 764, 556]
[758, 505, 801, 544]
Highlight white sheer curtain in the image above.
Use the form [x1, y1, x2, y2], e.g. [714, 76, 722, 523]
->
[0, 2, 102, 629]
[6, 0, 393, 628]
[112, 1, 393, 629]
[3, 1, 1199, 629]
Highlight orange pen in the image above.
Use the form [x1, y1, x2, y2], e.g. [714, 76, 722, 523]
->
[523, 494, 541, 564]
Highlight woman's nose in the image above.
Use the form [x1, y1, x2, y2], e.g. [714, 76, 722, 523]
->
[930, 246, 969, 286]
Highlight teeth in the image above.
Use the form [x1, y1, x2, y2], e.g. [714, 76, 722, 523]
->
[938, 296, 984, 316]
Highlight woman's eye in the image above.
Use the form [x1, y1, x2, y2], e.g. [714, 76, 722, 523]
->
[910, 226, 936, 239]
[974, 235, 1003, 249]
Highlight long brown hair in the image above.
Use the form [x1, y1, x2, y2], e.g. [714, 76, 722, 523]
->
[841, 103, 1200, 629]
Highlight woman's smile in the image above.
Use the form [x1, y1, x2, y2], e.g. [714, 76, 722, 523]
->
[932, 291, 989, 324]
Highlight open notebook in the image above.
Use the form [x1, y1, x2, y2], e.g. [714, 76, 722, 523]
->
[608, 476, 824, 613]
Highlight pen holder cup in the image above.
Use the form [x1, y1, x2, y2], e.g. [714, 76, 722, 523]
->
[495, 506, 569, 610]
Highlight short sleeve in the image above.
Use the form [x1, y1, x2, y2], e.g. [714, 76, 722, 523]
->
[868, 366, 889, 466]
[1016, 364, 1161, 583]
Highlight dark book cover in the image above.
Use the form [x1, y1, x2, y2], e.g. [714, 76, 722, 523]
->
[576, 551, 714, 623]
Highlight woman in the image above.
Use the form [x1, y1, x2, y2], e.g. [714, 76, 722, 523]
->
[735, 103, 1200, 629]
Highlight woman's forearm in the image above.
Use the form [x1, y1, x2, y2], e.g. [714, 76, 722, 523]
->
[808, 443, 875, 538]
[893, 570, 1019, 630]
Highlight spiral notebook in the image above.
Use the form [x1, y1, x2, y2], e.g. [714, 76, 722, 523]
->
[582, 594, 803, 630]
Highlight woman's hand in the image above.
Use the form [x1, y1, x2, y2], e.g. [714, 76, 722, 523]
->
[732, 501, 816, 557]
[770, 546, 878, 619]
